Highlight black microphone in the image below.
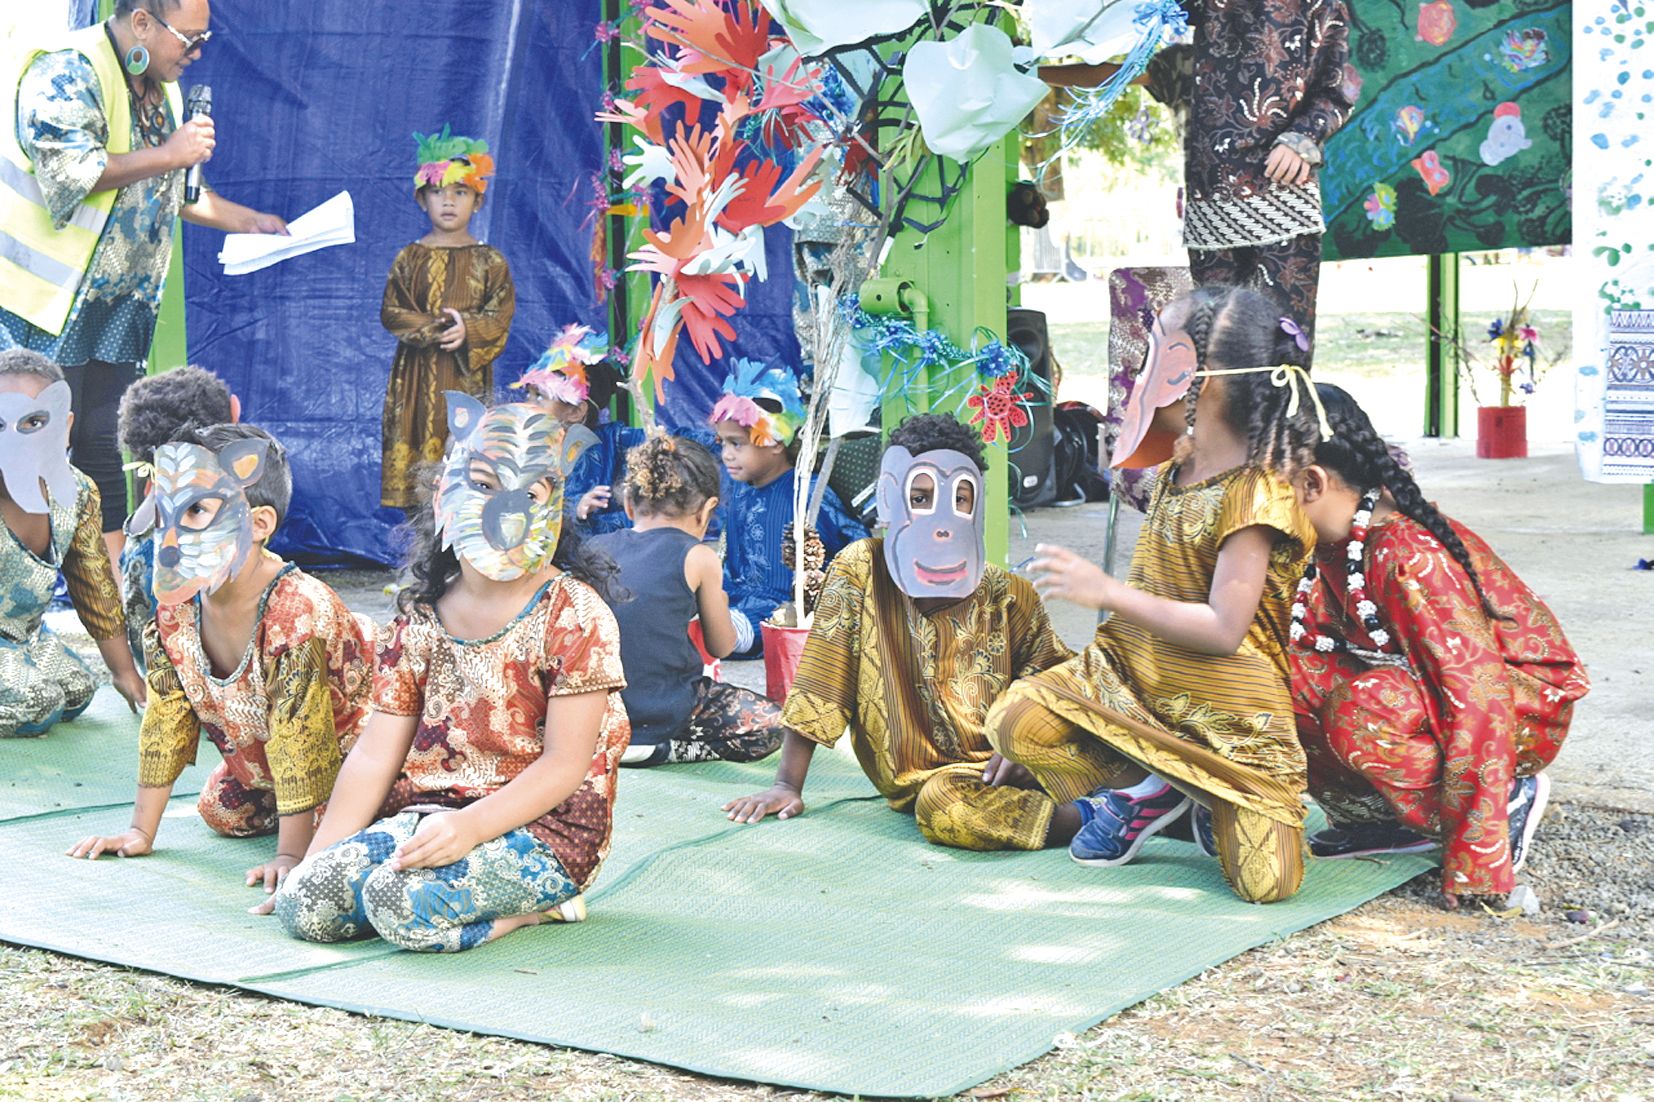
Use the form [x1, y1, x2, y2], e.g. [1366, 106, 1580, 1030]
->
[183, 84, 212, 205]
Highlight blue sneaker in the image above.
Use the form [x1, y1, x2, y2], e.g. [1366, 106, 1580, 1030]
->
[1508, 772, 1550, 872]
[1192, 804, 1218, 858]
[1069, 781, 1190, 867]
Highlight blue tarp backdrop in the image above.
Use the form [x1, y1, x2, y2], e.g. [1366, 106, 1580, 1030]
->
[95, 0, 797, 565]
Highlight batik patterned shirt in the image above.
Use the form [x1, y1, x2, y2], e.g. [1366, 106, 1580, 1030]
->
[1161, 0, 1353, 250]
[138, 562, 374, 815]
[0, 41, 182, 364]
[372, 575, 630, 889]
[783, 539, 1071, 809]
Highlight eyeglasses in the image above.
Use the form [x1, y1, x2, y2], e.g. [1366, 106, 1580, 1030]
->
[153, 15, 213, 53]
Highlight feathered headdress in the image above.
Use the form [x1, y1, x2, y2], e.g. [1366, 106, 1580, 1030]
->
[413, 124, 496, 194]
[708, 359, 805, 448]
[516, 324, 610, 406]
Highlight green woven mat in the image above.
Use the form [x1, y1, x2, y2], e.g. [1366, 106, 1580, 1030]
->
[0, 690, 1436, 1097]
[0, 689, 209, 823]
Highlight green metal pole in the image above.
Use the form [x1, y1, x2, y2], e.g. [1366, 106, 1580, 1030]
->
[1644, 484, 1654, 535]
[878, 140, 1013, 564]
[1424, 252, 1459, 438]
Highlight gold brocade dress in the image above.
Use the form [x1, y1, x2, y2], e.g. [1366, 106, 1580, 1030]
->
[987, 465, 1318, 902]
[380, 242, 515, 508]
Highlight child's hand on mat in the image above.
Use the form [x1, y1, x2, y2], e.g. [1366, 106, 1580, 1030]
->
[981, 753, 1035, 789]
[1264, 144, 1313, 187]
[577, 486, 611, 521]
[111, 668, 148, 713]
[438, 308, 467, 352]
[245, 854, 301, 914]
[1028, 543, 1124, 610]
[387, 811, 476, 871]
[723, 784, 805, 824]
[66, 827, 152, 860]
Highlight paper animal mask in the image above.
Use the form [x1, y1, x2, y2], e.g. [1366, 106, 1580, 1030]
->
[0, 380, 75, 515]
[128, 439, 268, 605]
[875, 445, 985, 599]
[434, 395, 566, 582]
[1110, 317, 1197, 469]
[709, 359, 806, 448]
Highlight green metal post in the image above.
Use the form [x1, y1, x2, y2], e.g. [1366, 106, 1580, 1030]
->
[878, 140, 1013, 563]
[1424, 253, 1460, 438]
[1644, 484, 1654, 535]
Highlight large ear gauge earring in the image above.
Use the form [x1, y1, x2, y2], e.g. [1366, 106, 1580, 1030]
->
[124, 44, 150, 75]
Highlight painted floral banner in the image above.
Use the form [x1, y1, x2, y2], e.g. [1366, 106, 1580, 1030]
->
[1574, 2, 1654, 484]
[1319, 0, 1570, 262]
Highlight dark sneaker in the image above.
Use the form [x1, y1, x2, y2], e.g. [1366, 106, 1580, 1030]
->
[1508, 772, 1550, 872]
[1192, 804, 1218, 858]
[1069, 780, 1190, 867]
[1308, 820, 1437, 859]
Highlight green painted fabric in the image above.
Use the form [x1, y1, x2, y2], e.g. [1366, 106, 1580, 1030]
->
[1322, 1, 1569, 261]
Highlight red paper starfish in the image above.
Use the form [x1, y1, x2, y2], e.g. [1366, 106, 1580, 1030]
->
[966, 375, 1032, 444]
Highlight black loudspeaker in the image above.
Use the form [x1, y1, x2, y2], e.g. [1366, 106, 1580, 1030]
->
[1006, 307, 1057, 508]
[825, 431, 884, 531]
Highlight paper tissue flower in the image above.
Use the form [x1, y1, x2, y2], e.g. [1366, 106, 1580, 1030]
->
[757, 0, 927, 56]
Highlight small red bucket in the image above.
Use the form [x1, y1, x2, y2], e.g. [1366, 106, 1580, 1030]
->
[687, 619, 722, 681]
[760, 622, 811, 703]
[1476, 405, 1528, 460]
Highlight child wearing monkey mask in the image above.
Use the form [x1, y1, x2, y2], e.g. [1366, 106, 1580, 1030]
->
[69, 424, 374, 916]
[723, 414, 1076, 851]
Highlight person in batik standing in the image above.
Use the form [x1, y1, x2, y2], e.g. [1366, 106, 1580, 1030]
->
[1288, 385, 1588, 910]
[380, 125, 515, 510]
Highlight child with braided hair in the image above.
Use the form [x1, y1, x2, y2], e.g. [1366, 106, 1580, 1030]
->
[987, 285, 1321, 903]
[591, 433, 784, 766]
[1288, 384, 1588, 909]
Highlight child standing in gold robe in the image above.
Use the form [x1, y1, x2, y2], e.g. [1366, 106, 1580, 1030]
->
[380, 126, 515, 509]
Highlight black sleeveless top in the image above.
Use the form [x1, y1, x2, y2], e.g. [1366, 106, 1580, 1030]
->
[590, 526, 702, 746]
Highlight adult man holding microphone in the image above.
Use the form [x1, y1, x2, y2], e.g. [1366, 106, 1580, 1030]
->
[1, 0, 286, 566]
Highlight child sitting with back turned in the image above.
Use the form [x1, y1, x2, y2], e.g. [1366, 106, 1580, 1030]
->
[709, 359, 867, 657]
[380, 125, 515, 511]
[1289, 384, 1588, 909]
[276, 396, 630, 952]
[0, 349, 144, 735]
[68, 425, 374, 913]
[519, 324, 645, 535]
[592, 433, 784, 766]
[117, 365, 238, 673]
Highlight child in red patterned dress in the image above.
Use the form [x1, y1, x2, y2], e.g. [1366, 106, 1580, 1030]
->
[1288, 385, 1589, 909]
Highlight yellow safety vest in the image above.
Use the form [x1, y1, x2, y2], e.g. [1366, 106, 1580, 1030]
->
[0, 23, 181, 336]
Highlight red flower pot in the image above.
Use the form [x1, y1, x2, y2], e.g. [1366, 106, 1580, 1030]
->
[1476, 405, 1528, 459]
[760, 622, 811, 703]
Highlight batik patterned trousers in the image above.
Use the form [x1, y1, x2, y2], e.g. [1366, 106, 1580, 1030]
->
[628, 678, 785, 766]
[987, 664, 1307, 904]
[1188, 232, 1323, 350]
[0, 628, 95, 738]
[275, 811, 579, 953]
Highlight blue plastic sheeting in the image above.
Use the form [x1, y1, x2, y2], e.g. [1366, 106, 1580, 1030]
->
[112, 0, 797, 565]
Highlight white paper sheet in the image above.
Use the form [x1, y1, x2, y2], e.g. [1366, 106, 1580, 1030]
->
[217, 190, 355, 275]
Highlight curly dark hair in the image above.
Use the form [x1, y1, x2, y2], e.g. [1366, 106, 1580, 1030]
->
[622, 431, 721, 518]
[888, 412, 989, 473]
[395, 462, 621, 614]
[1311, 384, 1504, 620]
[0, 348, 64, 384]
[1170, 283, 1320, 474]
[118, 365, 234, 462]
[174, 423, 291, 525]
